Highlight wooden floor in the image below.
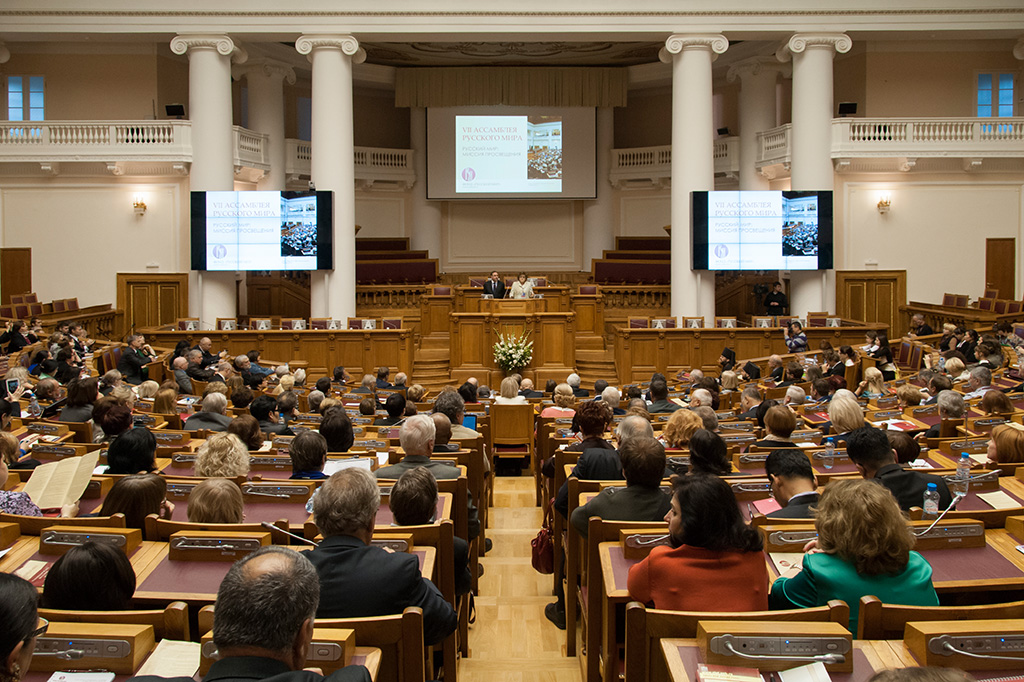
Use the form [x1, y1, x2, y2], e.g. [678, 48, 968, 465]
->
[459, 476, 582, 682]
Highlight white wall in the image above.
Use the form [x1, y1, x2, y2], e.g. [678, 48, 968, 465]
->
[355, 193, 410, 239]
[0, 180, 188, 307]
[616, 191, 671, 237]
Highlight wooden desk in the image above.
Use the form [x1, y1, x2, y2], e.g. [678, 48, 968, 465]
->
[454, 285, 570, 313]
[449, 310, 576, 386]
[3, 538, 165, 590]
[660, 638, 916, 682]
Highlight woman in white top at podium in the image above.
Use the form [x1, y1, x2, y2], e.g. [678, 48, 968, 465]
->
[510, 272, 535, 299]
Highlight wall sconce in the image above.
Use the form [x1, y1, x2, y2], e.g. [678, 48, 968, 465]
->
[877, 192, 891, 214]
[133, 194, 147, 216]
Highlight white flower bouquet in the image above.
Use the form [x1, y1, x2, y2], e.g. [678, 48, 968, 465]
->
[493, 330, 534, 372]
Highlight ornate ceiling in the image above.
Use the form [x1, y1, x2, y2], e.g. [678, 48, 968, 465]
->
[359, 41, 664, 66]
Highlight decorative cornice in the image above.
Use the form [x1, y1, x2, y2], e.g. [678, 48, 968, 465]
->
[0, 43, 9, 64]
[1014, 37, 1024, 60]
[659, 34, 728, 64]
[170, 34, 247, 64]
[726, 55, 790, 83]
[776, 33, 852, 62]
[239, 58, 297, 85]
[296, 35, 361, 59]
[1, 9, 1021, 18]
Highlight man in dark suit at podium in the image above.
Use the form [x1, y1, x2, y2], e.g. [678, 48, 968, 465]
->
[483, 271, 506, 299]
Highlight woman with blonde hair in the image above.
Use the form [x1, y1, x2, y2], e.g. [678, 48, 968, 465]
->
[152, 387, 178, 415]
[187, 478, 244, 524]
[272, 374, 295, 396]
[856, 367, 888, 398]
[540, 383, 576, 418]
[770, 478, 938, 632]
[823, 392, 866, 445]
[136, 380, 159, 399]
[719, 370, 739, 392]
[896, 383, 924, 408]
[194, 432, 250, 478]
[987, 423, 1024, 465]
[661, 409, 703, 449]
[494, 376, 527, 405]
[943, 356, 968, 382]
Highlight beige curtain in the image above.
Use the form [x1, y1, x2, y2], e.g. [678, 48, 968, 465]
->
[395, 67, 628, 108]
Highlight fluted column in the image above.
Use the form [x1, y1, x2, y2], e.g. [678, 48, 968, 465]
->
[410, 107, 442, 258]
[778, 34, 850, 316]
[727, 57, 787, 191]
[661, 34, 728, 318]
[242, 59, 295, 192]
[582, 107, 615, 269]
[171, 34, 247, 325]
[296, 35, 364, 319]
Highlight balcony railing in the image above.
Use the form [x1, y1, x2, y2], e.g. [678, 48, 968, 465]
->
[609, 137, 739, 188]
[285, 141, 415, 189]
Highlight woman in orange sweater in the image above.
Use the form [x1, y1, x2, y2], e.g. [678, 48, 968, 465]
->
[627, 473, 768, 611]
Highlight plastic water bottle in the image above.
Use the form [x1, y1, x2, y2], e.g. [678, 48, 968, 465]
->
[922, 482, 940, 519]
[953, 454, 971, 496]
[27, 397, 42, 419]
[822, 441, 835, 470]
[305, 487, 319, 514]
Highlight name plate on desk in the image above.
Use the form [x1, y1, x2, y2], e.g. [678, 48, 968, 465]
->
[40, 526, 142, 556]
[200, 628, 355, 676]
[31, 443, 85, 459]
[27, 423, 68, 436]
[620, 531, 671, 559]
[32, 623, 155, 675]
[242, 482, 314, 502]
[906, 619, 1024, 671]
[153, 431, 190, 445]
[168, 530, 270, 561]
[698, 621, 853, 674]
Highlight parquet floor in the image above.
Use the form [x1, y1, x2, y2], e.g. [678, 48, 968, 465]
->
[458, 476, 582, 682]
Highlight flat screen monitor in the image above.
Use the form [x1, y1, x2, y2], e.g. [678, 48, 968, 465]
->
[691, 190, 833, 271]
[190, 190, 333, 271]
[426, 106, 596, 200]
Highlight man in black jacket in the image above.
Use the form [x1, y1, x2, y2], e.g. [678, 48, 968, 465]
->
[307, 467, 457, 646]
[847, 426, 953, 511]
[482, 270, 506, 299]
[764, 449, 819, 519]
[128, 546, 370, 682]
[250, 395, 293, 436]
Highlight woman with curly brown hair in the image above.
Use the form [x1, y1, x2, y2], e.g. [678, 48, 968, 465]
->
[660, 409, 702, 450]
[769, 478, 938, 632]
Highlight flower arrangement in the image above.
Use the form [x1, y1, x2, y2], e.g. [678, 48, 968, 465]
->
[493, 330, 534, 372]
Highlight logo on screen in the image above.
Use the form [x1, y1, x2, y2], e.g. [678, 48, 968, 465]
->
[212, 244, 227, 259]
[461, 168, 476, 182]
[714, 244, 729, 258]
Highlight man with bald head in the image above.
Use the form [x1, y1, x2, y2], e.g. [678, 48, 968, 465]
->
[430, 412, 458, 452]
[768, 354, 785, 382]
[171, 356, 192, 394]
[193, 336, 224, 368]
[518, 378, 543, 398]
[129, 546, 370, 682]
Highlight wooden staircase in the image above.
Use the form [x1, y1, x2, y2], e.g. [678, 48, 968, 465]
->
[412, 338, 453, 393]
[575, 348, 617, 389]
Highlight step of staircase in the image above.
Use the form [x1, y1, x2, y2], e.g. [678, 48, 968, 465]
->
[575, 348, 617, 388]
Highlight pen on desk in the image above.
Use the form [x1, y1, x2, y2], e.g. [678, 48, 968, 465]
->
[746, 502, 754, 519]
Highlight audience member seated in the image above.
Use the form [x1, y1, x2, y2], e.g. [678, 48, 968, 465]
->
[430, 413, 458, 453]
[974, 341, 1002, 370]
[540, 383, 576, 418]
[784, 385, 807, 407]
[231, 386, 254, 411]
[896, 383, 924, 409]
[94, 400, 132, 443]
[687, 388, 715, 410]
[251, 395, 294, 436]
[290, 431, 329, 480]
[764, 449, 818, 518]
[0, 320, 37, 355]
[755, 405, 800, 448]
[390, 467, 473, 597]
[494, 376, 527, 405]
[227, 414, 264, 451]
[307, 390, 325, 414]
[0, 431, 38, 471]
[567, 373, 588, 398]
[477, 384, 491, 399]
[847, 426, 952, 511]
[719, 370, 740, 393]
[187, 478, 245, 524]
[358, 397, 376, 417]
[211, 361, 234, 385]
[117, 334, 158, 385]
[273, 375, 296, 397]
[963, 366, 995, 400]
[130, 546, 371, 682]
[887, 430, 922, 465]
[519, 378, 543, 398]
[692, 406, 718, 432]
[320, 407, 354, 452]
[0, 573, 46, 682]
[307, 468, 457, 645]
[406, 384, 426, 403]
[99, 473, 173, 529]
[376, 414, 480, 541]
[41, 541, 135, 610]
[823, 390, 867, 444]
[432, 389, 481, 440]
[769, 478, 939, 632]
[987, 423, 1024, 466]
[185, 350, 214, 382]
[457, 381, 477, 405]
[373, 393, 407, 426]
[152, 387, 177, 416]
[195, 433, 251, 478]
[856, 367, 888, 399]
[922, 390, 965, 439]
[736, 385, 763, 420]
[33, 378, 60, 403]
[660, 409, 702, 450]
[184, 392, 233, 432]
[767, 354, 785, 382]
[647, 379, 680, 414]
[686, 429, 733, 476]
[980, 389, 1015, 416]
[627, 474, 768, 611]
[59, 376, 98, 423]
[105, 427, 158, 475]
[774, 362, 803, 389]
[375, 366, 392, 389]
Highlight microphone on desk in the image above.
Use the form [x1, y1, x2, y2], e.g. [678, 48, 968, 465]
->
[261, 521, 319, 546]
[933, 636, 1024, 662]
[33, 649, 86, 661]
[914, 491, 967, 536]
[718, 639, 845, 666]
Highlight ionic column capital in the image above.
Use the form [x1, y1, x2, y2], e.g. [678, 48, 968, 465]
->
[726, 56, 791, 84]
[1013, 37, 1024, 60]
[170, 34, 247, 64]
[776, 33, 852, 63]
[238, 58, 297, 86]
[296, 34, 366, 64]
[659, 34, 728, 63]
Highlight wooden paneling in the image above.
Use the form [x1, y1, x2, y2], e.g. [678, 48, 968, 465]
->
[836, 270, 907, 337]
[116, 273, 189, 332]
[0, 248, 31, 305]
[420, 295, 454, 337]
[986, 238, 1015, 300]
[449, 312, 575, 386]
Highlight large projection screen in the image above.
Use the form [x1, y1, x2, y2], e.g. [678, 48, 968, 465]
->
[427, 106, 596, 200]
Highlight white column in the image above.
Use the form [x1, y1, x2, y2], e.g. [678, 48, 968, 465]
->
[582, 107, 615, 269]
[409, 107, 442, 258]
[726, 57, 787, 191]
[297, 35, 363, 319]
[242, 59, 295, 192]
[171, 35, 247, 326]
[777, 33, 851, 316]
[661, 34, 728, 319]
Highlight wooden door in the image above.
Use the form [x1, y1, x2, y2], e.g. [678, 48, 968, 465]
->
[986, 238, 1015, 300]
[0, 248, 31, 305]
[836, 270, 907, 337]
[116, 273, 189, 331]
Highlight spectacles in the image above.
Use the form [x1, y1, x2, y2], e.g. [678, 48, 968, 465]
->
[26, 617, 48, 641]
